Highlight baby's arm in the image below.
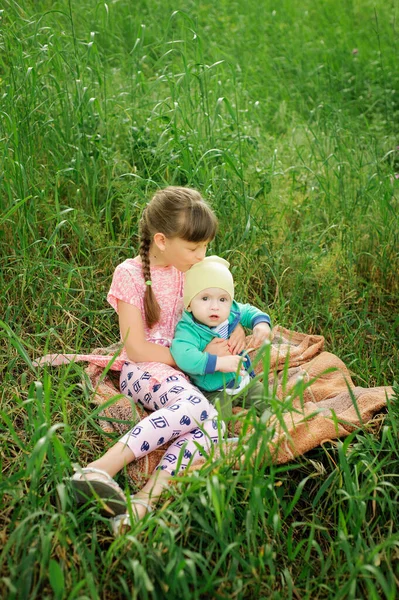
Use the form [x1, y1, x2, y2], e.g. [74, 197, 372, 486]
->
[204, 337, 230, 356]
[170, 336, 212, 375]
[236, 302, 272, 346]
[118, 300, 176, 365]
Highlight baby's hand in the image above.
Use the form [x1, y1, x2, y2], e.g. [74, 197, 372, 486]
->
[252, 322, 272, 347]
[205, 337, 231, 356]
[216, 355, 243, 373]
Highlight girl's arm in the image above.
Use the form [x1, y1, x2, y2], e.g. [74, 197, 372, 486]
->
[205, 325, 246, 355]
[227, 323, 246, 354]
[118, 300, 176, 365]
[171, 335, 242, 376]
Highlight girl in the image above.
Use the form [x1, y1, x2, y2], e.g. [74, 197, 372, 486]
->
[63, 186, 245, 534]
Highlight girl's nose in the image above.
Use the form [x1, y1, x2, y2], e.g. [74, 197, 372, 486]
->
[195, 246, 207, 261]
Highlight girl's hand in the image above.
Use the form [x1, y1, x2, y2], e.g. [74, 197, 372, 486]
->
[228, 323, 246, 354]
[205, 337, 231, 356]
[252, 322, 272, 347]
[216, 355, 244, 374]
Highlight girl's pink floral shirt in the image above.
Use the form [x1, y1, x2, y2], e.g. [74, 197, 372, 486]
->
[107, 258, 188, 382]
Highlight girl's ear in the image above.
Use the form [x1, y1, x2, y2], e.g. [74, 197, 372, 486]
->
[153, 232, 166, 251]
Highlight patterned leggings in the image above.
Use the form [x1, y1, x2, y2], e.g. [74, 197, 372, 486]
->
[118, 362, 225, 475]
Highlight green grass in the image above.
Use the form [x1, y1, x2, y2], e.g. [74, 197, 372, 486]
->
[1, 0, 399, 597]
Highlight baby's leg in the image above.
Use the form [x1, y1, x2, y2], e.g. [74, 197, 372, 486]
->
[232, 381, 270, 418]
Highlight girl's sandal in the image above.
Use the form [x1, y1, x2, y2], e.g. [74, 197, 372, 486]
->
[70, 466, 127, 516]
[110, 498, 153, 536]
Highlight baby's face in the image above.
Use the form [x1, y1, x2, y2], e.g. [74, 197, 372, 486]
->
[188, 287, 232, 327]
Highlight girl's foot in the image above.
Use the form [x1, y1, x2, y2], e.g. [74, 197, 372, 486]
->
[70, 466, 127, 516]
[110, 497, 153, 536]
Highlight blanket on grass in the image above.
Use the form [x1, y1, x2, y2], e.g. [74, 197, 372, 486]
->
[82, 326, 393, 485]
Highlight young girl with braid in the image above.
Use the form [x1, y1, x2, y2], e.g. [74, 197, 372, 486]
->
[42, 186, 246, 535]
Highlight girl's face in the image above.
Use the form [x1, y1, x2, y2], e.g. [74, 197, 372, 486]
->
[153, 235, 209, 272]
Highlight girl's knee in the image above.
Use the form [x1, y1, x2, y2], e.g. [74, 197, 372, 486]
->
[120, 362, 153, 404]
[177, 390, 217, 418]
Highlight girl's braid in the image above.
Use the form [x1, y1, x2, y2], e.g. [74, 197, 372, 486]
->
[139, 213, 160, 328]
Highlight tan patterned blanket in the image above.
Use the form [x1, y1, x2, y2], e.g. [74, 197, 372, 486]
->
[84, 326, 393, 485]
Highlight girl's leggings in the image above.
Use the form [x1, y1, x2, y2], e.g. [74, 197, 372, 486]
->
[118, 362, 225, 475]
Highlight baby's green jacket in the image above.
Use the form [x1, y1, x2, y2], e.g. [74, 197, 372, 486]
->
[170, 300, 271, 392]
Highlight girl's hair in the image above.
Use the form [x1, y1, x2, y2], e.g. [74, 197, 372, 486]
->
[139, 186, 218, 328]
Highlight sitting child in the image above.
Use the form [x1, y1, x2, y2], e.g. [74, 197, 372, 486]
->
[171, 256, 272, 420]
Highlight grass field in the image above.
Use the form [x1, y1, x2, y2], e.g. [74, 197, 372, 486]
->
[1, 0, 399, 597]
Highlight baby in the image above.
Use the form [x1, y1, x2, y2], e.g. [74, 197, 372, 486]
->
[171, 256, 272, 420]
